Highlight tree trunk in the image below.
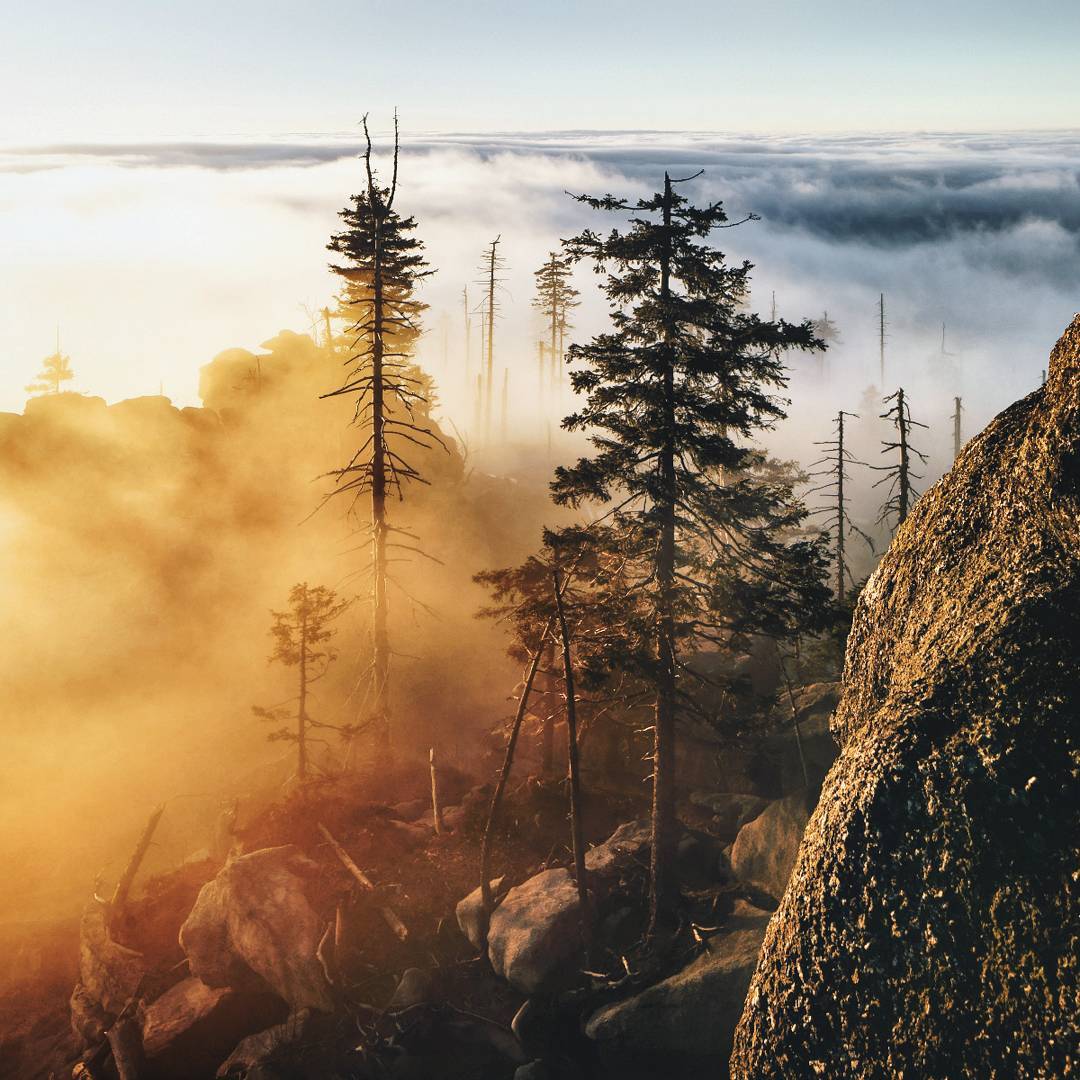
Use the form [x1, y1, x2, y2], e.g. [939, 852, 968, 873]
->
[371, 208, 391, 754]
[298, 605, 308, 780]
[897, 387, 909, 523]
[553, 570, 590, 954]
[480, 624, 551, 929]
[649, 172, 680, 937]
[836, 411, 845, 602]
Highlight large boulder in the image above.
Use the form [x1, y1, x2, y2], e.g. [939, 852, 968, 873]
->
[179, 846, 333, 1012]
[728, 791, 814, 902]
[586, 901, 771, 1077]
[731, 318, 1080, 1079]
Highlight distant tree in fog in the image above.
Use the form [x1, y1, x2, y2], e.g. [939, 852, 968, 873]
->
[552, 172, 832, 935]
[322, 112, 439, 755]
[253, 582, 352, 782]
[532, 251, 580, 389]
[25, 349, 74, 396]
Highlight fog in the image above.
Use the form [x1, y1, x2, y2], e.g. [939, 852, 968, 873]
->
[1, 128, 1076, 927]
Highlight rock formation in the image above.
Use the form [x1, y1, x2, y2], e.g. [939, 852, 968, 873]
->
[731, 317, 1080, 1078]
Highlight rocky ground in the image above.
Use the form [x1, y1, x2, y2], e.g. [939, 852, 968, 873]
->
[0, 683, 837, 1080]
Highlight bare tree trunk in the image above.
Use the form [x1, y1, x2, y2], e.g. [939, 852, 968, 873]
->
[897, 386, 910, 523]
[649, 172, 680, 937]
[553, 570, 590, 953]
[429, 747, 443, 835]
[110, 805, 164, 933]
[297, 605, 308, 780]
[485, 238, 499, 438]
[371, 201, 391, 755]
[540, 643, 556, 777]
[480, 624, 552, 928]
[836, 411, 846, 602]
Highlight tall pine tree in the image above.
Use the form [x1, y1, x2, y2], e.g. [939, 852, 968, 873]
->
[323, 113, 436, 753]
[553, 172, 831, 932]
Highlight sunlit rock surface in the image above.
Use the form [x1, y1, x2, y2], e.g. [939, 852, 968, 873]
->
[731, 317, 1080, 1078]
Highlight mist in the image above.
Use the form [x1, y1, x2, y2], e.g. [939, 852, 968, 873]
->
[1, 127, 1076, 960]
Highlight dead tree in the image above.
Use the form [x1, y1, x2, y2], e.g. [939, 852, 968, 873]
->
[952, 396, 963, 460]
[878, 292, 887, 386]
[873, 387, 928, 529]
[475, 237, 506, 438]
[323, 113, 438, 753]
[807, 410, 873, 602]
[478, 624, 552, 927]
[253, 583, 352, 780]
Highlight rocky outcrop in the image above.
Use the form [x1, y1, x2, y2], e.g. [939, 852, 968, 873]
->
[728, 791, 813, 902]
[179, 846, 333, 1012]
[586, 901, 771, 1077]
[731, 318, 1080, 1079]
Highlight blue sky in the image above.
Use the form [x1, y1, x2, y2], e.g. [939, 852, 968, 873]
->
[3, 1, 1080, 139]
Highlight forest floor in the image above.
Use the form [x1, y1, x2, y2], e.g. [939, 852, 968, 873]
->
[0, 758, 652, 1080]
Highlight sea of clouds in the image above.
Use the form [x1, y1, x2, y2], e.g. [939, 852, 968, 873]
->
[1, 129, 1077, 455]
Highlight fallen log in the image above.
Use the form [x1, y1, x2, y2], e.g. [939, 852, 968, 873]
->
[317, 823, 408, 941]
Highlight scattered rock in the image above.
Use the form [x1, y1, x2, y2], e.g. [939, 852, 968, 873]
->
[690, 792, 769, 838]
[385, 818, 431, 850]
[729, 791, 813, 902]
[389, 798, 428, 823]
[586, 901, 770, 1076]
[731, 318, 1080, 1079]
[514, 1062, 551, 1080]
[454, 876, 505, 950]
[389, 967, 438, 1010]
[179, 845, 333, 1012]
[487, 869, 585, 994]
[140, 977, 233, 1057]
[216, 1010, 314, 1078]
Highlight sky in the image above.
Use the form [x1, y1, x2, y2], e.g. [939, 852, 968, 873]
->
[3, 1, 1080, 139]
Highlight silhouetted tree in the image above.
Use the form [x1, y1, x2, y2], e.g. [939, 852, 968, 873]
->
[533, 251, 580, 389]
[26, 349, 73, 396]
[253, 582, 353, 781]
[810, 311, 840, 347]
[807, 410, 873, 602]
[323, 113, 438, 753]
[554, 173, 832, 933]
[873, 387, 928, 529]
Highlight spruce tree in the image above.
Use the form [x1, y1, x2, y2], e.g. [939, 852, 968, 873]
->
[323, 113, 436, 753]
[552, 173, 831, 932]
[253, 583, 352, 781]
[532, 251, 580, 388]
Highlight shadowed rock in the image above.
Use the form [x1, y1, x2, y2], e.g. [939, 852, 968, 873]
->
[179, 846, 333, 1013]
[730, 317, 1080, 1078]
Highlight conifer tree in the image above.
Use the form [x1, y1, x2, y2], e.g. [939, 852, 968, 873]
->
[323, 113, 437, 753]
[873, 387, 928, 529]
[533, 252, 580, 388]
[553, 173, 831, 932]
[253, 583, 352, 781]
[26, 348, 74, 396]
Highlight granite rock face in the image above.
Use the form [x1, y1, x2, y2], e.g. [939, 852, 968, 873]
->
[730, 318, 1080, 1078]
